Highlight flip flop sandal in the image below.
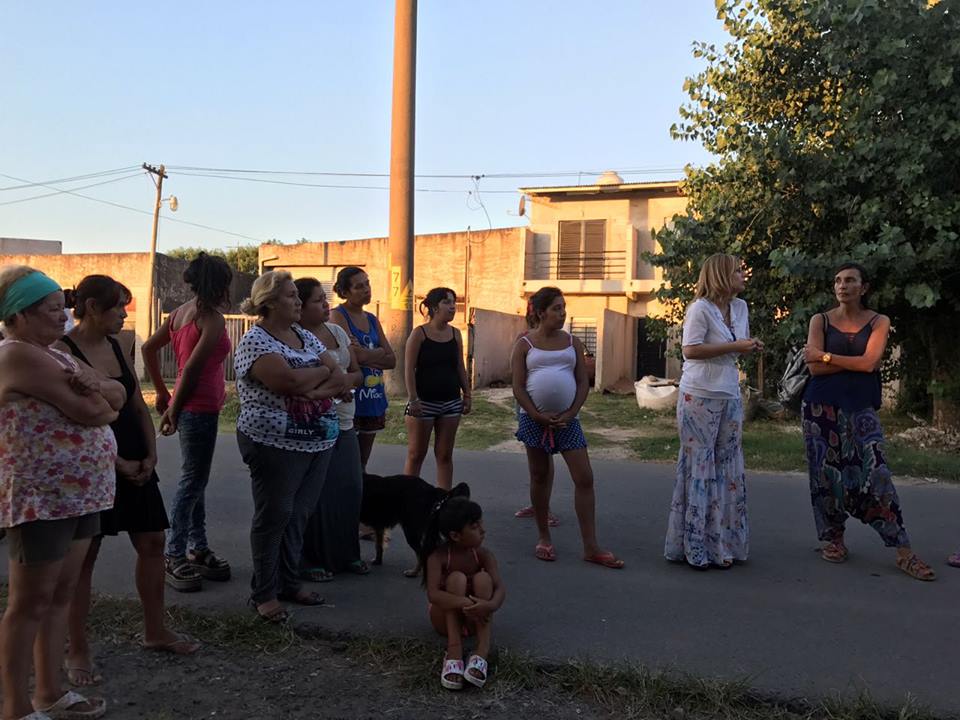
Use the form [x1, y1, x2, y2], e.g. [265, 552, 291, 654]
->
[247, 598, 290, 624]
[277, 589, 325, 606]
[142, 632, 201, 655]
[584, 551, 625, 569]
[515, 506, 560, 526]
[463, 655, 488, 688]
[34, 690, 106, 720]
[348, 559, 371, 575]
[440, 658, 465, 690]
[535, 543, 556, 562]
[18, 712, 52, 719]
[300, 567, 335, 582]
[63, 663, 103, 687]
[821, 542, 848, 563]
[947, 552, 960, 568]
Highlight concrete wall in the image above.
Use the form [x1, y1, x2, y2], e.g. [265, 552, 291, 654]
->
[0, 251, 253, 376]
[596, 308, 637, 391]
[469, 308, 528, 389]
[0, 238, 62, 255]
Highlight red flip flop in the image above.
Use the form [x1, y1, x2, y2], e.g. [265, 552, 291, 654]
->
[535, 543, 556, 562]
[584, 551, 624, 569]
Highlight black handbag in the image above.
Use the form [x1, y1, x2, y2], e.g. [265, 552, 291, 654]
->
[777, 313, 826, 410]
[777, 346, 809, 410]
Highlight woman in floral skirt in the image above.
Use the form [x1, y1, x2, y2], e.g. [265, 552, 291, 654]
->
[664, 254, 762, 569]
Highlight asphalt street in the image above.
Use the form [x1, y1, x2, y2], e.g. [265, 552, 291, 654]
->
[4, 438, 958, 714]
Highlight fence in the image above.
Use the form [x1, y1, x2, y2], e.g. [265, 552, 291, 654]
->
[157, 313, 255, 381]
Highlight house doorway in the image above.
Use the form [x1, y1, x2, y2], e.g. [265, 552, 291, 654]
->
[636, 317, 666, 379]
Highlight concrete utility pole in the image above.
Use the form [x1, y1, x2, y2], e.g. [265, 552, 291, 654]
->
[386, 0, 417, 395]
[143, 162, 167, 337]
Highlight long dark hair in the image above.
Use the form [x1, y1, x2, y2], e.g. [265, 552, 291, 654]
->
[834, 261, 871, 308]
[419, 287, 455, 319]
[334, 266, 365, 299]
[64, 275, 131, 319]
[525, 286, 563, 327]
[184, 252, 233, 313]
[418, 485, 477, 587]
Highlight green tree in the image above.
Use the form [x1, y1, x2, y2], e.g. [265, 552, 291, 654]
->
[651, 0, 960, 428]
[164, 245, 260, 275]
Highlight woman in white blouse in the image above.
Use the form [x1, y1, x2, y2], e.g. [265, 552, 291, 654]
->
[664, 254, 763, 569]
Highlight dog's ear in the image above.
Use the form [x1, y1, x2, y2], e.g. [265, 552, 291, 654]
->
[448, 482, 470, 499]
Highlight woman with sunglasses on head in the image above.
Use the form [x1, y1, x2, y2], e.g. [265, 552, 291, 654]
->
[664, 253, 761, 570]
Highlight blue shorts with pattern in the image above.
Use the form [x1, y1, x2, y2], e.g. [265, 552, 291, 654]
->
[515, 412, 587, 454]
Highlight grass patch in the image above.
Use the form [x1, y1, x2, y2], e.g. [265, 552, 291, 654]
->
[0, 586, 935, 720]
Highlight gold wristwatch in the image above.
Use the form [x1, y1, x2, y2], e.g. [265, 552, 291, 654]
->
[821, 353, 832, 364]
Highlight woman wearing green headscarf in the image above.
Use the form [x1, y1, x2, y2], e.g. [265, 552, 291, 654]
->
[0, 266, 124, 720]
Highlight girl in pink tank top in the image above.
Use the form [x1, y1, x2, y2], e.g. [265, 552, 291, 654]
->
[141, 253, 234, 590]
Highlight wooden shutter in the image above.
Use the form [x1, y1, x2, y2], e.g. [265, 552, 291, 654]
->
[582, 220, 606, 278]
[557, 220, 582, 279]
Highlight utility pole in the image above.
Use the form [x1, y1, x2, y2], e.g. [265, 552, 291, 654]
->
[386, 0, 417, 395]
[143, 162, 167, 337]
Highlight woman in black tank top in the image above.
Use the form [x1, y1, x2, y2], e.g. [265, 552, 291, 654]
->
[403, 288, 471, 490]
[801, 262, 935, 581]
[58, 276, 198, 686]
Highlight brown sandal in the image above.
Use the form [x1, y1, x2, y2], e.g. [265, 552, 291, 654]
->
[896, 553, 936, 582]
[821, 541, 848, 563]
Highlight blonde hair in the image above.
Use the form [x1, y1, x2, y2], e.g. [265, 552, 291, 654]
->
[0, 265, 41, 322]
[240, 270, 293, 317]
[694, 254, 740, 304]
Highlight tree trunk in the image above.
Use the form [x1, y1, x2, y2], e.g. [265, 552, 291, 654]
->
[933, 396, 960, 432]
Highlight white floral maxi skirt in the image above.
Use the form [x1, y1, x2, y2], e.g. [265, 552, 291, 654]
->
[664, 393, 749, 567]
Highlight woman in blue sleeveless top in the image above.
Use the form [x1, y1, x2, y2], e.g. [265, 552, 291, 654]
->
[331, 267, 395, 469]
[802, 262, 935, 581]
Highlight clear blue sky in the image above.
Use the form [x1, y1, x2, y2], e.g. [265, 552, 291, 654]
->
[0, 1, 728, 254]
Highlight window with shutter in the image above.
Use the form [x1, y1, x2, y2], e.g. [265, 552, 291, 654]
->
[556, 220, 606, 279]
[558, 220, 583, 279]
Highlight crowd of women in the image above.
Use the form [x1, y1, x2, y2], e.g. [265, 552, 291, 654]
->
[0, 251, 957, 716]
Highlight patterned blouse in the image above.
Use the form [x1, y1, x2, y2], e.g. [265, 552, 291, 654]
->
[0, 344, 117, 527]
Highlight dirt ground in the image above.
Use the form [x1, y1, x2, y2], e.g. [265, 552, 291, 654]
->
[66, 637, 616, 720]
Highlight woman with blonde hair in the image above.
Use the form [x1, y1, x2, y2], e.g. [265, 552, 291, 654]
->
[234, 271, 348, 623]
[664, 253, 762, 569]
[0, 265, 121, 720]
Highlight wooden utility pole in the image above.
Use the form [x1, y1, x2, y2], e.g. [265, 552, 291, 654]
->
[143, 162, 167, 336]
[386, 0, 417, 395]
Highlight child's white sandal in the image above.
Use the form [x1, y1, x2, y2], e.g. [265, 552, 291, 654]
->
[440, 658, 465, 690]
[464, 654, 488, 688]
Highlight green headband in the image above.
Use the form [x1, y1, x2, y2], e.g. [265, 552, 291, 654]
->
[0, 271, 62, 319]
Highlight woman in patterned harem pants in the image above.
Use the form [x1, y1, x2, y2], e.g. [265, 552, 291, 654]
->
[801, 261, 934, 581]
[664, 254, 762, 569]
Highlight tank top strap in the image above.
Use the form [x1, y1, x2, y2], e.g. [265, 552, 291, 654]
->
[107, 336, 136, 388]
[420, 325, 428, 340]
[520, 335, 534, 349]
[472, 548, 480, 567]
[868, 313, 880, 327]
[59, 335, 88, 364]
[567, 332, 573, 347]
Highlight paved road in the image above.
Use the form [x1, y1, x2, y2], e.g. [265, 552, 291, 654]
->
[5, 438, 958, 714]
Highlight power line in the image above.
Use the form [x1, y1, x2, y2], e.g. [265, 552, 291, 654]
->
[0, 170, 265, 243]
[165, 164, 685, 180]
[0, 172, 144, 207]
[0, 166, 141, 192]
[171, 171, 519, 194]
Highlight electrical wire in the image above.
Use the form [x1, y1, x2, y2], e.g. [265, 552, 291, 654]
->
[171, 170, 518, 194]
[0, 172, 144, 207]
[165, 164, 684, 180]
[0, 171, 265, 243]
[0, 166, 141, 192]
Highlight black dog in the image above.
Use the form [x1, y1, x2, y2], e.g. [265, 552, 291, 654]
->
[360, 473, 469, 576]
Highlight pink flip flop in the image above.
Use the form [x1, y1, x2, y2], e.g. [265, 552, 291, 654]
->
[584, 551, 624, 569]
[948, 551, 960, 568]
[535, 543, 556, 562]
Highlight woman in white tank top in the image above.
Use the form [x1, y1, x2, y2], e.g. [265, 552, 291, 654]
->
[511, 287, 623, 569]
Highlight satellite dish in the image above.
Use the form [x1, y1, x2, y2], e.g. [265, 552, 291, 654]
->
[518, 195, 526, 217]
[168, 195, 179, 212]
